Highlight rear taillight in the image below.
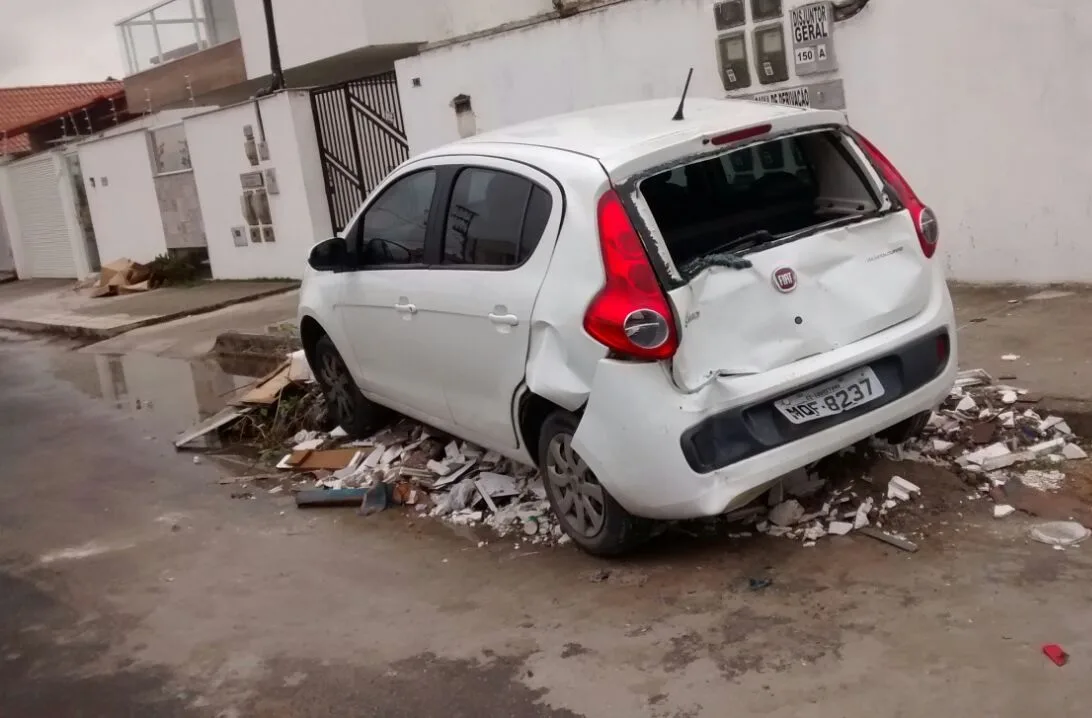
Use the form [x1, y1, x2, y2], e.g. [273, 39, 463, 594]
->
[583, 189, 678, 360]
[851, 130, 939, 259]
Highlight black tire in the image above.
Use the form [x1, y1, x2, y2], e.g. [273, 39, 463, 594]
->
[312, 335, 388, 439]
[538, 410, 653, 557]
[879, 410, 931, 444]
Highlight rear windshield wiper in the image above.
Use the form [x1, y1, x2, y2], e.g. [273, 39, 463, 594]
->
[680, 250, 753, 278]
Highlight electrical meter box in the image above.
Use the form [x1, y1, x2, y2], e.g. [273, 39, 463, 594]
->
[754, 23, 789, 85]
[751, 0, 782, 21]
[716, 32, 752, 91]
[712, 0, 745, 30]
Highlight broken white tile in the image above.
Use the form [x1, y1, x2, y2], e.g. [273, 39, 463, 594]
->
[475, 472, 520, 499]
[362, 445, 385, 469]
[931, 439, 955, 453]
[993, 504, 1016, 519]
[882, 499, 899, 510]
[329, 426, 348, 439]
[292, 437, 325, 451]
[954, 368, 992, 387]
[379, 444, 403, 466]
[426, 459, 453, 476]
[890, 476, 921, 495]
[828, 521, 853, 536]
[1038, 416, 1064, 433]
[1028, 437, 1066, 457]
[1062, 443, 1088, 460]
[1056, 421, 1073, 436]
[444, 441, 464, 462]
[802, 524, 827, 542]
[1001, 354, 1021, 361]
[983, 451, 1030, 472]
[963, 442, 1011, 466]
[998, 411, 1016, 428]
[853, 498, 874, 529]
[955, 396, 977, 413]
[1048, 454, 1064, 464]
[1001, 391, 1018, 404]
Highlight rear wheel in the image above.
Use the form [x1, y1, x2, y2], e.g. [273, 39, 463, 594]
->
[312, 335, 388, 438]
[538, 411, 652, 557]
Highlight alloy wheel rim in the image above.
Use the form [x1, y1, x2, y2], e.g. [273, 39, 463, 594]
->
[545, 433, 605, 537]
[319, 352, 354, 421]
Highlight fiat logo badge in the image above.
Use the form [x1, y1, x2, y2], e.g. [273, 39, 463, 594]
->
[772, 267, 798, 293]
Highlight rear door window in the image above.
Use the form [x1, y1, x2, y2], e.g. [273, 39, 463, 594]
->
[442, 168, 552, 268]
[639, 130, 879, 276]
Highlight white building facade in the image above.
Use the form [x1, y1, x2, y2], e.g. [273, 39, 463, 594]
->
[394, 0, 1092, 284]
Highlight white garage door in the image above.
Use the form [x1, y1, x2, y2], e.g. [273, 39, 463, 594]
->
[8, 153, 79, 278]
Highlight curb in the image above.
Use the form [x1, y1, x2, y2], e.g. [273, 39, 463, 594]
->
[212, 330, 301, 360]
[0, 285, 298, 342]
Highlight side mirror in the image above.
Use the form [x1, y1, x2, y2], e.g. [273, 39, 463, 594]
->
[308, 236, 349, 272]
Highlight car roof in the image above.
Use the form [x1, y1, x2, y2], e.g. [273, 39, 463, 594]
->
[423, 98, 818, 164]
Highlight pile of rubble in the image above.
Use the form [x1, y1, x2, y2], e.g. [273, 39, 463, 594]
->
[180, 357, 1089, 552]
[742, 368, 1090, 551]
[286, 421, 564, 544]
[175, 354, 562, 544]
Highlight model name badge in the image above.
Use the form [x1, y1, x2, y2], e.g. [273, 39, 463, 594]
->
[866, 246, 905, 262]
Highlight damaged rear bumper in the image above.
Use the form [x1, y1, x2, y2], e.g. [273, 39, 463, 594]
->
[571, 282, 956, 520]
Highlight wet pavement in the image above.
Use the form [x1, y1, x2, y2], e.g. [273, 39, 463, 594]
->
[5, 331, 1092, 717]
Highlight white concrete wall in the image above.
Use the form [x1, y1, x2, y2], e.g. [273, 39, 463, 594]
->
[236, 0, 550, 79]
[396, 0, 722, 155]
[77, 129, 168, 264]
[184, 91, 331, 279]
[395, 0, 1092, 284]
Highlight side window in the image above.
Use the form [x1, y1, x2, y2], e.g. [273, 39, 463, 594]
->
[355, 170, 436, 268]
[442, 168, 550, 268]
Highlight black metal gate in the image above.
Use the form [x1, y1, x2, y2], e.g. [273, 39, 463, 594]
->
[310, 71, 409, 232]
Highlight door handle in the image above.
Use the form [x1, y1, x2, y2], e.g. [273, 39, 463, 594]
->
[488, 312, 519, 327]
[394, 302, 417, 314]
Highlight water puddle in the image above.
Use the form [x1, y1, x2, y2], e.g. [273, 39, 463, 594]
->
[48, 351, 280, 443]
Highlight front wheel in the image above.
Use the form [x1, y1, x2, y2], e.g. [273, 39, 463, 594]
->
[312, 335, 389, 438]
[538, 411, 653, 557]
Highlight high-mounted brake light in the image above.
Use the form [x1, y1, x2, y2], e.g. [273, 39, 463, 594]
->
[583, 189, 678, 361]
[850, 130, 939, 259]
[710, 124, 771, 146]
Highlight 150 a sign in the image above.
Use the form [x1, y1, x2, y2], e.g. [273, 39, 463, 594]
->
[790, 1, 837, 75]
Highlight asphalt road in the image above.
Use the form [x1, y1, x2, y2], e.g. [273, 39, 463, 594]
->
[2, 331, 1092, 717]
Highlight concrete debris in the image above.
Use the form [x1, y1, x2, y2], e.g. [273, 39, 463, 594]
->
[858, 527, 919, 553]
[887, 476, 921, 502]
[955, 396, 977, 413]
[1029, 521, 1090, 547]
[1001, 354, 1021, 361]
[993, 504, 1016, 519]
[769, 499, 806, 527]
[1062, 443, 1088, 460]
[828, 521, 853, 536]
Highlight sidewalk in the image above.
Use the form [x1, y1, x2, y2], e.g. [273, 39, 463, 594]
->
[0, 279, 297, 340]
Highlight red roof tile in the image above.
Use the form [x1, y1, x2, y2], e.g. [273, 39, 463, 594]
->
[0, 82, 125, 136]
[0, 133, 30, 154]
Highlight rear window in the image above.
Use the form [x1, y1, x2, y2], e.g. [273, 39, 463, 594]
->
[639, 130, 880, 276]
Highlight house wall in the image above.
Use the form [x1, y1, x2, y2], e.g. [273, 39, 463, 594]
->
[394, 0, 1092, 284]
[184, 91, 331, 279]
[236, 0, 550, 79]
[77, 129, 168, 263]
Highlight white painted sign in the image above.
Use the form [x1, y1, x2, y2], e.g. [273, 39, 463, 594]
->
[748, 79, 846, 110]
[790, 1, 837, 75]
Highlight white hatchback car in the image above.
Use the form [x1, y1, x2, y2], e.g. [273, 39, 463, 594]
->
[298, 98, 957, 555]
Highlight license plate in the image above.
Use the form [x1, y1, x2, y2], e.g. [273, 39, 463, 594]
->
[774, 367, 884, 425]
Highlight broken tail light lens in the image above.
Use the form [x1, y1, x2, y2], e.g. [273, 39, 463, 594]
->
[584, 189, 679, 361]
[850, 130, 939, 259]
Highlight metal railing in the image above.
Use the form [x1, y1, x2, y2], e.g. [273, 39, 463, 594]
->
[116, 0, 240, 75]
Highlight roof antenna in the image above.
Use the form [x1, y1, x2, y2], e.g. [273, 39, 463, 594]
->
[671, 67, 694, 121]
